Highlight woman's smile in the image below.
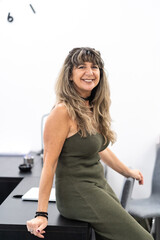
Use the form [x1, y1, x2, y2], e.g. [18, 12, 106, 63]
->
[81, 79, 95, 83]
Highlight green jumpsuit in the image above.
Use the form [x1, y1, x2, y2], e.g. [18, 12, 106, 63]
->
[55, 132, 153, 240]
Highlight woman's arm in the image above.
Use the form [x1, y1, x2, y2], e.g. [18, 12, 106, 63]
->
[27, 104, 70, 238]
[99, 148, 144, 185]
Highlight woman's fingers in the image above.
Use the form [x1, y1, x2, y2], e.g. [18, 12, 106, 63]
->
[36, 223, 48, 238]
[35, 229, 46, 238]
[138, 171, 144, 185]
[27, 217, 48, 238]
[130, 169, 144, 185]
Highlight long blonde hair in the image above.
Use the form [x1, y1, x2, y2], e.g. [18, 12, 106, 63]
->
[55, 47, 116, 144]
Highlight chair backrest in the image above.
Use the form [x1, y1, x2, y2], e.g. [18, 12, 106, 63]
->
[40, 113, 49, 155]
[151, 145, 160, 195]
[120, 177, 135, 210]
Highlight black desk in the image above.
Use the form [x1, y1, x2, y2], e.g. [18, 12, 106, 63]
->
[0, 154, 92, 240]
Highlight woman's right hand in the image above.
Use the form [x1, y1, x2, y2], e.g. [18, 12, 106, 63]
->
[26, 216, 48, 238]
[129, 169, 144, 185]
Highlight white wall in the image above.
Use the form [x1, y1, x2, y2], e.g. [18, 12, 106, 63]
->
[0, 0, 160, 199]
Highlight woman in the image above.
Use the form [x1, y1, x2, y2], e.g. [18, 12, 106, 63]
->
[27, 47, 153, 240]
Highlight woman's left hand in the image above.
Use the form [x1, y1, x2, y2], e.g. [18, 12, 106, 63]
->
[129, 169, 144, 185]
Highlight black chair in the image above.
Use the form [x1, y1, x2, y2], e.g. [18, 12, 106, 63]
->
[126, 145, 160, 240]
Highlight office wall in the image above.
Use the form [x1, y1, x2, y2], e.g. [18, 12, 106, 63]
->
[0, 0, 160, 198]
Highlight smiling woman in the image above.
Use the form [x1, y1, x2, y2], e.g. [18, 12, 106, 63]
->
[26, 47, 153, 240]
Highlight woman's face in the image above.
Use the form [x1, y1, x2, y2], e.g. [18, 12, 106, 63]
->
[70, 62, 100, 98]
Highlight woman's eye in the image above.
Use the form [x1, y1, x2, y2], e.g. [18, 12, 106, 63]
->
[77, 65, 99, 69]
[78, 66, 85, 69]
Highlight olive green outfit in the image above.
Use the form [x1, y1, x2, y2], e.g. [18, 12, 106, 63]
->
[55, 132, 153, 240]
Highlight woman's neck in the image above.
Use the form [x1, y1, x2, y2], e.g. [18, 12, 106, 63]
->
[81, 95, 91, 101]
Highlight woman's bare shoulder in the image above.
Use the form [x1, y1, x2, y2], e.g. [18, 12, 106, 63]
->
[44, 103, 70, 132]
[49, 103, 69, 120]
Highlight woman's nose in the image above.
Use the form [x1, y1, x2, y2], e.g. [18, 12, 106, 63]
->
[84, 67, 93, 75]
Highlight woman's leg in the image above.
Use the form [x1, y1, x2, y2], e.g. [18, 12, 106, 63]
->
[90, 182, 154, 240]
[57, 181, 154, 240]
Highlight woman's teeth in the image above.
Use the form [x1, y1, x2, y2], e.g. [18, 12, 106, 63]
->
[83, 79, 93, 82]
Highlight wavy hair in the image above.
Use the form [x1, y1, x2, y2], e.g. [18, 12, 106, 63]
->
[55, 47, 116, 144]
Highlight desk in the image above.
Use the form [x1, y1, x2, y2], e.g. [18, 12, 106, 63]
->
[0, 154, 92, 240]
